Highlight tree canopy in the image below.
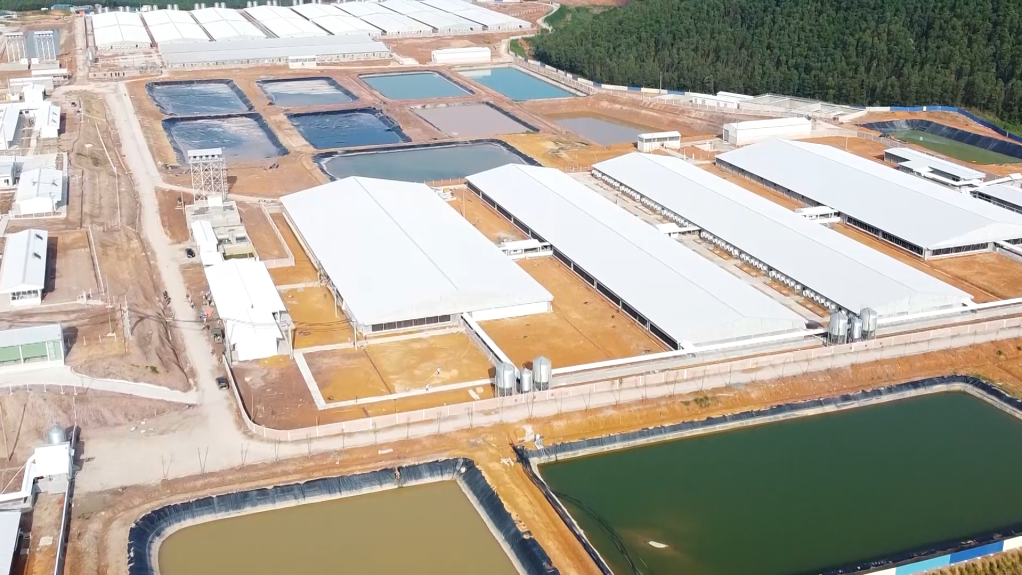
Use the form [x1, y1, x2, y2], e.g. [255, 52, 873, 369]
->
[530, 0, 1022, 125]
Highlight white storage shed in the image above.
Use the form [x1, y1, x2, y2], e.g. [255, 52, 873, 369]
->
[722, 117, 812, 145]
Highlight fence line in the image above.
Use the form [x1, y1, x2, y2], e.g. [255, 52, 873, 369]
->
[227, 315, 1022, 442]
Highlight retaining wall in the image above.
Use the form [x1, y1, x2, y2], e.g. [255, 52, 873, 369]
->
[127, 458, 558, 575]
[862, 119, 1022, 161]
[517, 375, 1022, 575]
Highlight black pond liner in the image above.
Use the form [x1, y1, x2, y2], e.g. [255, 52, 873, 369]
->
[161, 113, 288, 165]
[862, 119, 1022, 162]
[255, 76, 358, 107]
[359, 69, 477, 98]
[127, 458, 558, 575]
[286, 107, 410, 150]
[313, 138, 541, 181]
[146, 79, 254, 117]
[413, 101, 542, 135]
[515, 375, 1022, 575]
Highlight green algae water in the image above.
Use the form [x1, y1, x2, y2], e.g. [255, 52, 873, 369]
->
[540, 392, 1022, 575]
[889, 130, 1020, 164]
[158, 481, 519, 575]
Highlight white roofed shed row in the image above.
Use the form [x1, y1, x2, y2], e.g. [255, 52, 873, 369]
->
[91, 11, 152, 49]
[593, 153, 972, 317]
[244, 4, 328, 38]
[467, 164, 806, 348]
[190, 7, 266, 40]
[289, 3, 381, 36]
[716, 139, 1022, 258]
[141, 9, 210, 44]
[280, 177, 552, 333]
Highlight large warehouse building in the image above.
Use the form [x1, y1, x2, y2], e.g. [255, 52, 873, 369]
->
[243, 5, 329, 38]
[593, 153, 972, 317]
[140, 9, 210, 45]
[189, 7, 266, 41]
[467, 164, 806, 349]
[289, 3, 382, 37]
[91, 11, 152, 51]
[205, 260, 293, 363]
[716, 139, 1022, 258]
[280, 177, 553, 335]
[159, 33, 390, 68]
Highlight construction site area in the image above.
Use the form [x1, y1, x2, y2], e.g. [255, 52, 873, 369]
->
[2, 4, 1022, 575]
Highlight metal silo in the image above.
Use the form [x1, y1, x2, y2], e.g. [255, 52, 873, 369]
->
[46, 425, 66, 445]
[533, 356, 552, 390]
[827, 311, 849, 345]
[850, 316, 863, 341]
[860, 307, 879, 339]
[519, 368, 533, 393]
[494, 362, 515, 396]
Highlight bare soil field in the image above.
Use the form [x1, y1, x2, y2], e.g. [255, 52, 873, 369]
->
[267, 212, 319, 286]
[499, 132, 633, 170]
[803, 135, 889, 161]
[366, 331, 492, 392]
[526, 94, 719, 138]
[155, 188, 189, 244]
[280, 286, 354, 349]
[306, 347, 390, 402]
[448, 188, 524, 243]
[237, 203, 288, 260]
[70, 337, 1022, 575]
[387, 32, 519, 64]
[929, 253, 1022, 300]
[481, 258, 665, 368]
[47, 230, 100, 304]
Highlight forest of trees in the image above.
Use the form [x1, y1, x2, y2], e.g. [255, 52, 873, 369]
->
[530, 0, 1022, 126]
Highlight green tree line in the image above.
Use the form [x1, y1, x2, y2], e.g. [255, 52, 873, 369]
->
[530, 0, 1022, 124]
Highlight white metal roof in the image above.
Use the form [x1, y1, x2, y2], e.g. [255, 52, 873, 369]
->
[976, 184, 1022, 208]
[420, 0, 528, 28]
[0, 324, 61, 348]
[281, 177, 552, 327]
[160, 33, 388, 64]
[335, 2, 395, 16]
[309, 14, 382, 35]
[716, 139, 1022, 250]
[204, 260, 285, 361]
[885, 147, 985, 181]
[0, 229, 47, 293]
[594, 153, 972, 316]
[404, 9, 480, 31]
[93, 19, 152, 48]
[288, 3, 339, 19]
[467, 164, 806, 346]
[91, 11, 144, 28]
[0, 510, 18, 575]
[190, 219, 218, 251]
[143, 11, 209, 43]
[190, 7, 266, 40]
[357, 12, 432, 33]
[244, 5, 327, 37]
[15, 168, 62, 208]
[724, 116, 811, 131]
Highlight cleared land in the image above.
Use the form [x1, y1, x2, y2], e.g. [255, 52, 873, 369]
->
[929, 253, 1022, 300]
[700, 163, 805, 210]
[238, 203, 289, 260]
[307, 331, 492, 402]
[481, 258, 666, 368]
[47, 230, 100, 304]
[267, 212, 319, 286]
[281, 286, 354, 349]
[449, 188, 525, 243]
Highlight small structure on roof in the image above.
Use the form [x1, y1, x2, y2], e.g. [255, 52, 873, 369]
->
[14, 168, 63, 216]
[637, 131, 681, 153]
[204, 260, 293, 363]
[0, 324, 64, 372]
[884, 147, 985, 190]
[0, 229, 48, 309]
[190, 219, 223, 266]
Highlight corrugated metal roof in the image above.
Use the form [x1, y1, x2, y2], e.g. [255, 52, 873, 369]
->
[335, 1, 395, 17]
[885, 147, 985, 181]
[190, 7, 265, 40]
[15, 168, 62, 207]
[716, 139, 1022, 250]
[280, 177, 552, 327]
[0, 511, 19, 575]
[204, 260, 284, 361]
[244, 5, 327, 37]
[724, 117, 811, 131]
[93, 20, 151, 47]
[977, 184, 1022, 209]
[467, 165, 806, 346]
[357, 12, 432, 33]
[420, 0, 528, 28]
[160, 33, 388, 64]
[0, 324, 61, 348]
[0, 229, 47, 293]
[594, 153, 972, 316]
[91, 11, 143, 28]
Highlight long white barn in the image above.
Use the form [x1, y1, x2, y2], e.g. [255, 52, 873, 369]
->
[716, 139, 1022, 258]
[593, 153, 973, 317]
[281, 177, 553, 334]
[467, 164, 806, 349]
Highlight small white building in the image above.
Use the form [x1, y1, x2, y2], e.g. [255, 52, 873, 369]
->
[723, 116, 812, 145]
[0, 324, 64, 371]
[189, 219, 223, 266]
[637, 131, 681, 153]
[204, 260, 293, 363]
[0, 106, 20, 150]
[14, 168, 63, 216]
[20, 84, 45, 104]
[431, 46, 490, 65]
[32, 102, 60, 139]
[0, 157, 14, 189]
[0, 229, 48, 309]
